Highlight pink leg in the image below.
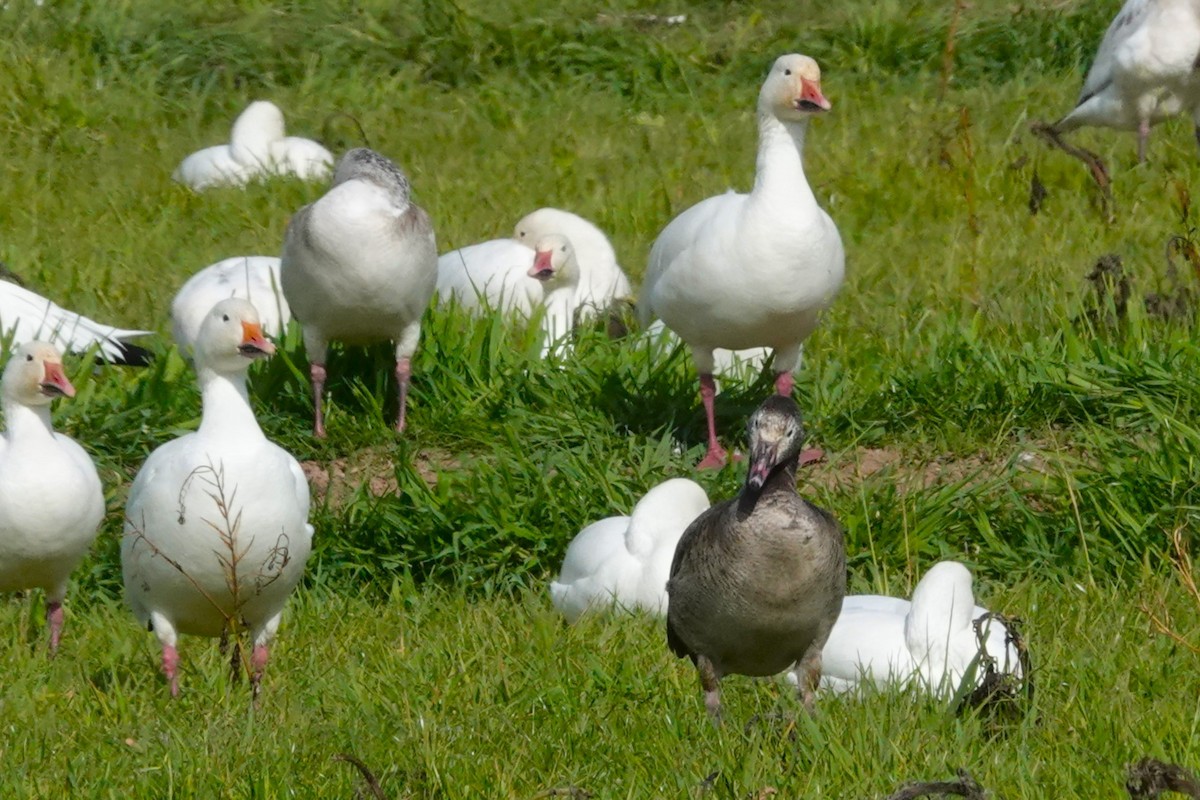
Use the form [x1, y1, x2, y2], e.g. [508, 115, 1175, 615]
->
[310, 363, 327, 438]
[777, 371, 825, 467]
[394, 357, 411, 433]
[695, 374, 727, 470]
[250, 643, 269, 697]
[1137, 120, 1150, 163]
[45, 601, 64, 656]
[162, 644, 181, 698]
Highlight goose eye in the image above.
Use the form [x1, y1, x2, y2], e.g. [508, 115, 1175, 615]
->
[518, 230, 526, 238]
[561, 246, 567, 252]
[24, 354, 32, 362]
[222, 314, 230, 322]
[784, 68, 792, 76]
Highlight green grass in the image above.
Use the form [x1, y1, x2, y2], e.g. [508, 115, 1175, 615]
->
[3, 0, 1200, 796]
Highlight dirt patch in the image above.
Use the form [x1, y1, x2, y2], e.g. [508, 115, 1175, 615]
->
[301, 447, 458, 505]
[803, 445, 1052, 493]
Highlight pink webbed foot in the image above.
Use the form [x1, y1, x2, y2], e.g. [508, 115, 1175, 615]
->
[45, 601, 64, 656]
[696, 447, 728, 470]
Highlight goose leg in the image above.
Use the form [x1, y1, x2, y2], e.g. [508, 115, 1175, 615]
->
[696, 374, 727, 470]
[1137, 120, 1150, 163]
[697, 654, 723, 725]
[792, 650, 822, 713]
[45, 599, 64, 655]
[162, 644, 181, 697]
[394, 357, 411, 433]
[310, 363, 328, 438]
[250, 643, 269, 699]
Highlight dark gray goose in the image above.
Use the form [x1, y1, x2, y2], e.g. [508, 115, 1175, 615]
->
[666, 395, 846, 722]
[280, 147, 438, 437]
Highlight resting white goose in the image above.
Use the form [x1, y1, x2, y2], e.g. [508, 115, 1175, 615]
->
[550, 478, 710, 623]
[0, 279, 152, 364]
[819, 561, 1022, 697]
[0, 342, 104, 653]
[173, 100, 334, 191]
[281, 147, 438, 437]
[1047, 0, 1200, 161]
[437, 234, 580, 357]
[638, 54, 845, 469]
[512, 208, 633, 319]
[122, 299, 312, 696]
[171, 256, 290, 354]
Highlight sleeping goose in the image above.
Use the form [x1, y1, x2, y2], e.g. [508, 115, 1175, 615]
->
[121, 299, 312, 696]
[666, 396, 846, 722]
[281, 147, 438, 437]
[0, 279, 152, 364]
[0, 342, 104, 653]
[1042, 0, 1200, 162]
[639, 54, 845, 469]
[171, 256, 290, 355]
[173, 100, 334, 191]
[512, 208, 633, 319]
[550, 478, 710, 623]
[819, 561, 1022, 696]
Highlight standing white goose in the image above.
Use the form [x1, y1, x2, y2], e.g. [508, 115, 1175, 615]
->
[819, 561, 1023, 696]
[281, 147, 438, 437]
[0, 279, 153, 364]
[0, 342, 103, 653]
[1045, 0, 1200, 162]
[512, 208, 633, 319]
[122, 299, 312, 696]
[550, 478, 710, 623]
[173, 100, 334, 191]
[639, 54, 845, 469]
[171, 256, 290, 355]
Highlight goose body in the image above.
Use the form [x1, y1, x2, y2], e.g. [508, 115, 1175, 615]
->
[171, 256, 290, 354]
[173, 100, 334, 190]
[550, 478, 710, 623]
[1052, 0, 1200, 160]
[0, 342, 103, 652]
[667, 396, 846, 720]
[819, 561, 1022, 696]
[0, 280, 152, 364]
[281, 147, 438, 436]
[512, 208, 633, 319]
[122, 299, 312, 695]
[639, 54, 844, 468]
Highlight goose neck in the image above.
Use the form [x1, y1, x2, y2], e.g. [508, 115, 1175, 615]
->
[196, 368, 264, 440]
[2, 400, 56, 444]
[752, 112, 816, 206]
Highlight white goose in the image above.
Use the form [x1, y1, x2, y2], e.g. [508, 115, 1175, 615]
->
[1048, 0, 1200, 161]
[512, 208, 633, 319]
[171, 256, 290, 354]
[173, 100, 334, 191]
[0, 342, 104, 653]
[638, 54, 845, 469]
[550, 478, 710, 623]
[122, 299, 312, 696]
[437, 233, 580, 356]
[0, 279, 152, 364]
[818, 561, 1023, 697]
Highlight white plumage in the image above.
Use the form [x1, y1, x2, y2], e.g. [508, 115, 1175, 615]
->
[0, 279, 152, 364]
[819, 561, 1023, 697]
[281, 147, 438, 437]
[639, 54, 845, 469]
[550, 478, 711, 622]
[0, 341, 104, 653]
[1052, 0, 1200, 160]
[171, 256, 290, 354]
[122, 299, 312, 696]
[173, 100, 334, 191]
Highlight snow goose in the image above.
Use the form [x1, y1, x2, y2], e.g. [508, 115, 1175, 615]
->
[122, 299, 312, 696]
[281, 147, 438, 437]
[438, 233, 581, 357]
[639, 54, 845, 469]
[1039, 0, 1200, 163]
[667, 396, 845, 721]
[549, 477, 710, 623]
[171, 256, 290, 354]
[173, 100, 334, 191]
[819, 561, 1022, 697]
[0, 342, 103, 653]
[0, 278, 152, 364]
[512, 208, 633, 319]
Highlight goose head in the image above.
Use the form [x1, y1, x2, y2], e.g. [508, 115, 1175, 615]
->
[527, 234, 579, 290]
[745, 395, 805, 491]
[332, 147, 412, 205]
[230, 100, 286, 163]
[759, 54, 830, 122]
[2, 341, 75, 407]
[194, 298, 276, 374]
